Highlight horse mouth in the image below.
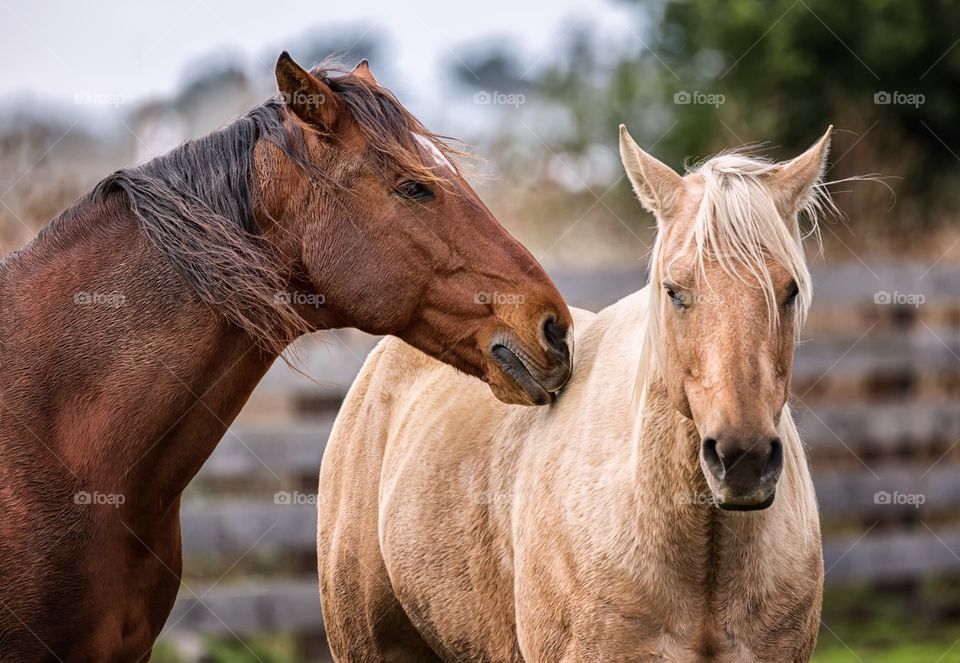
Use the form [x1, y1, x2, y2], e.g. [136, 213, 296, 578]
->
[718, 491, 776, 512]
[490, 343, 554, 406]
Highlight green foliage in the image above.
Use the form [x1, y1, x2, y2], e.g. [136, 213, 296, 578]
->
[150, 635, 304, 663]
[473, 0, 960, 231]
[813, 643, 960, 663]
[653, 0, 960, 161]
[814, 579, 960, 661]
[204, 636, 300, 663]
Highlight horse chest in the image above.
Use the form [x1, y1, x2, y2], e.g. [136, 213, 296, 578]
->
[646, 553, 820, 661]
[532, 580, 809, 663]
[510, 519, 819, 662]
[0, 516, 180, 661]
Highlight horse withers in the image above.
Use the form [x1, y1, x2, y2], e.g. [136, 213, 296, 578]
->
[318, 127, 832, 661]
[0, 54, 571, 661]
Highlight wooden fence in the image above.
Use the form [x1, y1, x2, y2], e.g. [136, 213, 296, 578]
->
[159, 262, 960, 647]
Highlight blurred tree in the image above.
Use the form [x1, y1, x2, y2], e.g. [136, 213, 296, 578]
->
[288, 28, 387, 73]
[450, 45, 529, 93]
[649, 0, 960, 184]
[462, 0, 960, 234]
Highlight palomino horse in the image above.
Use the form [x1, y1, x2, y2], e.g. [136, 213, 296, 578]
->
[318, 126, 834, 661]
[0, 54, 572, 660]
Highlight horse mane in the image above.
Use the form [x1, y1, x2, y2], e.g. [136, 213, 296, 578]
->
[95, 62, 454, 354]
[308, 62, 460, 187]
[634, 149, 829, 528]
[688, 152, 825, 329]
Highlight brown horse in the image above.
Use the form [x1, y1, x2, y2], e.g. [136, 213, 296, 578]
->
[318, 128, 832, 662]
[0, 53, 571, 661]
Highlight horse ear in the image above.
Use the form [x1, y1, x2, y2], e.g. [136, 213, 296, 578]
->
[351, 59, 378, 85]
[767, 126, 832, 218]
[619, 124, 685, 221]
[275, 51, 341, 130]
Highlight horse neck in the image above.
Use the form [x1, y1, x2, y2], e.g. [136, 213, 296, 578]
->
[629, 375, 708, 520]
[623, 370, 817, 586]
[0, 196, 278, 523]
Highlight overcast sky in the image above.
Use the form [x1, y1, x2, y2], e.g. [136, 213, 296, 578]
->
[0, 0, 637, 108]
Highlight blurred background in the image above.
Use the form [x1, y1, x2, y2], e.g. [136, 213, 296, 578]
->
[3, 0, 960, 661]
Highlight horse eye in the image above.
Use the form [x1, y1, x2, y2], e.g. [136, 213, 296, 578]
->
[785, 282, 800, 307]
[396, 180, 433, 201]
[664, 284, 687, 308]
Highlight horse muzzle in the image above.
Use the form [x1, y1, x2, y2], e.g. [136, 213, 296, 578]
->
[487, 320, 572, 406]
[700, 434, 783, 511]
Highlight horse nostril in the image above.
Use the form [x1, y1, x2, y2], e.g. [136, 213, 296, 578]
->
[701, 438, 724, 480]
[542, 316, 569, 356]
[762, 438, 784, 481]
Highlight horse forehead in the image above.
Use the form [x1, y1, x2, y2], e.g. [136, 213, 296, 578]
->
[412, 132, 454, 171]
[664, 250, 794, 291]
